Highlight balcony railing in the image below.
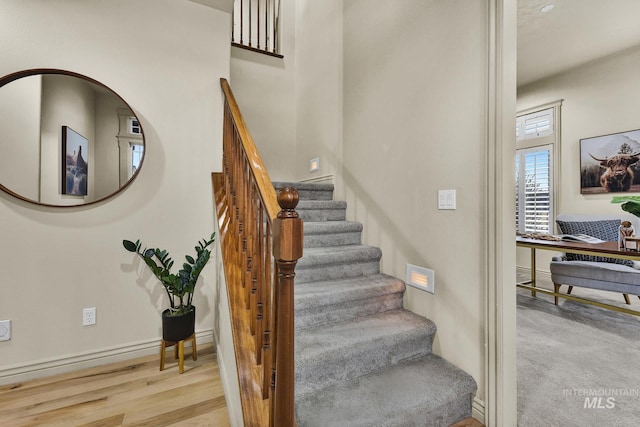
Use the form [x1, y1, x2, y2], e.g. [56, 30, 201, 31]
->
[232, 0, 283, 58]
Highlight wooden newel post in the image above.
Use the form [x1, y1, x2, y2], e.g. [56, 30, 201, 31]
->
[272, 187, 303, 426]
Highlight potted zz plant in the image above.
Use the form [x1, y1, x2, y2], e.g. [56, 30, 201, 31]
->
[122, 232, 216, 342]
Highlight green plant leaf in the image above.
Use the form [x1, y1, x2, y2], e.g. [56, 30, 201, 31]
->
[122, 233, 214, 312]
[612, 195, 640, 204]
[123, 240, 138, 252]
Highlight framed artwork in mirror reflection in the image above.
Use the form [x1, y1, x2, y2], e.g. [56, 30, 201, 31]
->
[62, 126, 88, 196]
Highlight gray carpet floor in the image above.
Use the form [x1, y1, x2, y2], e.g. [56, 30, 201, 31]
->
[517, 276, 640, 427]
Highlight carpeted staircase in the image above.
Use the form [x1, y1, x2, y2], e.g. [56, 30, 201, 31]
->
[273, 182, 478, 427]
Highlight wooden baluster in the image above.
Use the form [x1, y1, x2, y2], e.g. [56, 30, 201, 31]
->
[248, 182, 257, 337]
[262, 219, 273, 399]
[269, 261, 279, 423]
[242, 162, 251, 309]
[248, 0, 252, 47]
[255, 199, 265, 362]
[270, 187, 302, 427]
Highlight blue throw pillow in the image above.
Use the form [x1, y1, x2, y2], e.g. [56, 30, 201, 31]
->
[556, 219, 633, 266]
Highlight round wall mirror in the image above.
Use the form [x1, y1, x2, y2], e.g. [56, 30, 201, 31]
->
[0, 69, 145, 207]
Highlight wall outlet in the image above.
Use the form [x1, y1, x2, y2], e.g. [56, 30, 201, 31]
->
[0, 320, 11, 341]
[83, 307, 96, 326]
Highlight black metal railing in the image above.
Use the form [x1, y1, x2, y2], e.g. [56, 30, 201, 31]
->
[232, 0, 283, 58]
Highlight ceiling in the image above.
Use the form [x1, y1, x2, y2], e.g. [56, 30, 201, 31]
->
[518, 0, 640, 87]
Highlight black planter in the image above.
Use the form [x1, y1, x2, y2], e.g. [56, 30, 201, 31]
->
[162, 306, 195, 342]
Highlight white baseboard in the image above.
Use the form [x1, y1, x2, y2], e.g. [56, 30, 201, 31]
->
[298, 174, 334, 184]
[472, 396, 485, 424]
[0, 329, 214, 386]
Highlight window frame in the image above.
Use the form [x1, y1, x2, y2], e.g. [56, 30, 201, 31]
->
[516, 100, 562, 234]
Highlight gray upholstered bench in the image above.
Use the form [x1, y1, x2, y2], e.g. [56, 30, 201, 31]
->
[549, 214, 640, 305]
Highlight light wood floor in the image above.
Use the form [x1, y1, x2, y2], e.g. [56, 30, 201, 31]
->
[0, 343, 230, 427]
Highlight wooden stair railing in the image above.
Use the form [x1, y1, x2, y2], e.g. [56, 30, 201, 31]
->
[213, 78, 302, 427]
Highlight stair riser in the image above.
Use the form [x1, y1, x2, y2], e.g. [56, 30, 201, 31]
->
[272, 182, 334, 202]
[296, 293, 404, 329]
[297, 393, 473, 427]
[296, 334, 434, 399]
[293, 189, 334, 201]
[296, 261, 380, 284]
[418, 395, 474, 427]
[304, 232, 361, 248]
[297, 209, 346, 222]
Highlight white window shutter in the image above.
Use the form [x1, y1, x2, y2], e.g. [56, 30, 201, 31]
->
[516, 145, 553, 233]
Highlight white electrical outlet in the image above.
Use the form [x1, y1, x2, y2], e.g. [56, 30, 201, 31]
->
[0, 320, 11, 341]
[83, 307, 96, 326]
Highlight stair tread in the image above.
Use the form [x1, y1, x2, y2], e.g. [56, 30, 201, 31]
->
[297, 200, 346, 209]
[295, 274, 404, 311]
[273, 181, 334, 191]
[299, 245, 382, 267]
[296, 309, 435, 362]
[304, 221, 363, 234]
[296, 353, 478, 427]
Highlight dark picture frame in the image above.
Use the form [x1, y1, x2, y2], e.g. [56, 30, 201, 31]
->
[580, 128, 640, 194]
[62, 126, 88, 196]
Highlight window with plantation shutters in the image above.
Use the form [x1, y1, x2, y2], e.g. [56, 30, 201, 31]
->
[516, 108, 553, 141]
[516, 145, 553, 233]
[516, 102, 561, 234]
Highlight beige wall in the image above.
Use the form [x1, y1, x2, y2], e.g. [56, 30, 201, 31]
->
[0, 0, 231, 386]
[517, 45, 640, 270]
[342, 0, 488, 406]
[294, 0, 344, 197]
[229, 0, 297, 181]
[0, 76, 41, 201]
[229, 0, 345, 191]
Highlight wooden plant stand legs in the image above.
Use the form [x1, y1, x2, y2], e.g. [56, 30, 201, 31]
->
[160, 334, 197, 374]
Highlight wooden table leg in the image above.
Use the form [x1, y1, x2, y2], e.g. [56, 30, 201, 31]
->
[160, 335, 196, 374]
[160, 340, 167, 371]
[178, 340, 185, 374]
[530, 247, 536, 297]
[191, 334, 197, 361]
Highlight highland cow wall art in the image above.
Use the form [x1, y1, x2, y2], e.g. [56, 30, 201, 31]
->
[580, 129, 640, 194]
[62, 126, 88, 196]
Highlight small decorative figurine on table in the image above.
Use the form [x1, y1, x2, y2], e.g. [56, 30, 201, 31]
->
[619, 220, 635, 249]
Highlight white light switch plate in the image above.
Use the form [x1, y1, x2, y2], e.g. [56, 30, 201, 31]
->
[438, 190, 456, 210]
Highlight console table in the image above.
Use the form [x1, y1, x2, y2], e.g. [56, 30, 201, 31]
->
[516, 236, 640, 316]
